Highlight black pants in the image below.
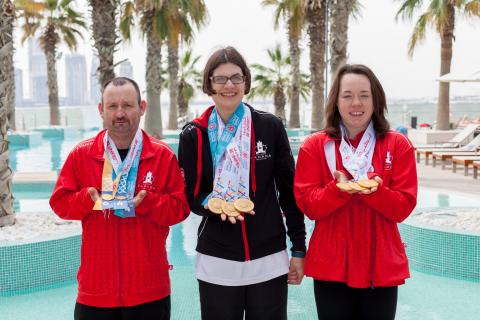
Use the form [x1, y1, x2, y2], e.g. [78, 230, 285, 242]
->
[198, 274, 288, 320]
[74, 296, 170, 320]
[314, 280, 397, 320]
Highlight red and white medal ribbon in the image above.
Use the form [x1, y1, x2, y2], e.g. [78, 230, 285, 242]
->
[212, 105, 251, 201]
[339, 121, 376, 181]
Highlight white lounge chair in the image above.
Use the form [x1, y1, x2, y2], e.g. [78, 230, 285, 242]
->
[416, 133, 480, 164]
[414, 123, 480, 150]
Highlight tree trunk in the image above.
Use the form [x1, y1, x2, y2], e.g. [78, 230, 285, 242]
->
[144, 16, 163, 139]
[288, 27, 301, 128]
[178, 79, 188, 119]
[307, 0, 327, 130]
[167, 42, 179, 130]
[89, 0, 117, 87]
[274, 85, 287, 125]
[436, 4, 455, 130]
[329, 0, 355, 79]
[4, 0, 14, 131]
[0, 0, 15, 226]
[44, 28, 60, 126]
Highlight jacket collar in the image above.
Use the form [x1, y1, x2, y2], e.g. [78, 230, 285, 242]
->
[88, 129, 155, 161]
[323, 132, 340, 143]
[192, 105, 215, 129]
[191, 103, 257, 130]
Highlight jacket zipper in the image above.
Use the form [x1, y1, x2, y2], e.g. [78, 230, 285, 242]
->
[370, 211, 376, 289]
[117, 218, 123, 303]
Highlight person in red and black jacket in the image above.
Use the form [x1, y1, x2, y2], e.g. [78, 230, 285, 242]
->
[294, 64, 417, 320]
[178, 47, 306, 320]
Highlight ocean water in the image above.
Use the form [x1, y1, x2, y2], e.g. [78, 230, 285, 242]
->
[13, 100, 480, 131]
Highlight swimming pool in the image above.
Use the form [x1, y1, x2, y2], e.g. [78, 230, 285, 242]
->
[1, 214, 479, 320]
[3, 131, 480, 319]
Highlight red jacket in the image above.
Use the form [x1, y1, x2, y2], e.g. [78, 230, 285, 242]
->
[50, 130, 190, 307]
[294, 130, 417, 288]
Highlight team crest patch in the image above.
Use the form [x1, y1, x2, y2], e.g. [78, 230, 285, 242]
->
[143, 171, 154, 184]
[138, 171, 155, 191]
[384, 151, 392, 170]
[255, 140, 272, 160]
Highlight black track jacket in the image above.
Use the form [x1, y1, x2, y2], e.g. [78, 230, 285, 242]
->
[178, 104, 306, 262]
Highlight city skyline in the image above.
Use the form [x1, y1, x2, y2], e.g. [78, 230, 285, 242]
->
[11, 0, 480, 104]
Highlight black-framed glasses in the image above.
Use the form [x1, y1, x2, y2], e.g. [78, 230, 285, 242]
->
[210, 74, 246, 85]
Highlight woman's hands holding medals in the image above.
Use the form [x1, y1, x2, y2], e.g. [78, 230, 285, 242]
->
[205, 198, 255, 224]
[334, 171, 383, 195]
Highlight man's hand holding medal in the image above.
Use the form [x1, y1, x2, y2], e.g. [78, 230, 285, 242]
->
[89, 188, 147, 209]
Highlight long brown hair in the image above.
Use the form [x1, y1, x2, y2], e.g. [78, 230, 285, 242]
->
[324, 64, 390, 138]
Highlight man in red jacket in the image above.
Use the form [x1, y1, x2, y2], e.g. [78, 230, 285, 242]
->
[50, 77, 190, 320]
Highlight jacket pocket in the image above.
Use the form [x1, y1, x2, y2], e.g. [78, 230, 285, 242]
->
[198, 217, 208, 238]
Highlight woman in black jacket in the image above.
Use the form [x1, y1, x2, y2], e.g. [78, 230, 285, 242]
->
[178, 46, 306, 320]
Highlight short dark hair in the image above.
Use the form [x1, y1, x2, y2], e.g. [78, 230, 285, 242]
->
[102, 77, 142, 104]
[324, 64, 390, 138]
[202, 46, 251, 95]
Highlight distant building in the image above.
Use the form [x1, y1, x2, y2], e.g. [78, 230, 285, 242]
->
[90, 56, 101, 104]
[65, 54, 87, 105]
[14, 68, 23, 106]
[28, 38, 48, 105]
[119, 61, 133, 79]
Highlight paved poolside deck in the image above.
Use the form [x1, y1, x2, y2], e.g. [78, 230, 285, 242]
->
[12, 171, 57, 184]
[416, 161, 480, 197]
[10, 162, 480, 197]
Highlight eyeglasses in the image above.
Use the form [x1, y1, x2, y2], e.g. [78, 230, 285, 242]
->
[210, 74, 246, 85]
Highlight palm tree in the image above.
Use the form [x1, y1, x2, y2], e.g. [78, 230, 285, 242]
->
[328, 0, 358, 78]
[164, 0, 208, 130]
[17, 0, 86, 126]
[121, 0, 207, 135]
[396, 0, 480, 130]
[89, 0, 119, 87]
[263, 0, 306, 128]
[0, 0, 15, 227]
[120, 0, 165, 138]
[306, 0, 326, 130]
[177, 49, 201, 126]
[249, 45, 310, 125]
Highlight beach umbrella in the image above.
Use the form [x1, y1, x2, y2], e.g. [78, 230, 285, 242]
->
[437, 70, 480, 83]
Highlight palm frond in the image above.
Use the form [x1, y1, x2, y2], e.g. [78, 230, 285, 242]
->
[407, 12, 430, 56]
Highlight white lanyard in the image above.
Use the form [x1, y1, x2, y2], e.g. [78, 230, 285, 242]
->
[339, 121, 376, 181]
[211, 105, 251, 201]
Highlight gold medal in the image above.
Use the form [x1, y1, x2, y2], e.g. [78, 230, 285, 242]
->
[222, 202, 240, 217]
[207, 198, 225, 214]
[234, 198, 254, 212]
[93, 198, 103, 210]
[348, 182, 367, 191]
[357, 179, 378, 189]
[336, 182, 353, 191]
[102, 193, 114, 201]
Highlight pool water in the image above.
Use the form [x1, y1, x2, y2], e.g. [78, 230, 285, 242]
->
[10, 130, 97, 173]
[1, 215, 479, 319]
[4, 131, 480, 319]
[13, 186, 480, 215]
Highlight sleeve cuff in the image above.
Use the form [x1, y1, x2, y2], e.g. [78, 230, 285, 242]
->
[291, 251, 306, 258]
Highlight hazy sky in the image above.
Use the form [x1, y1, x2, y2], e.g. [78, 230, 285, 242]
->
[13, 0, 480, 101]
